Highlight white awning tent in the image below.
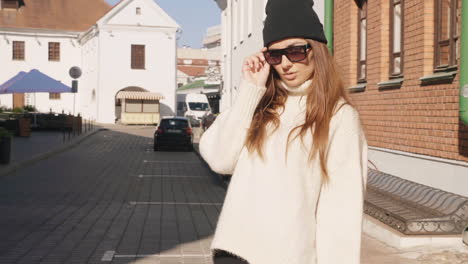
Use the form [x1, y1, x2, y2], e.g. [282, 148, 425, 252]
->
[116, 91, 165, 100]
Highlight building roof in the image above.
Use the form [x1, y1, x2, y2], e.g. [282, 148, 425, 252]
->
[0, 0, 111, 31]
[177, 47, 221, 60]
[177, 66, 206, 78]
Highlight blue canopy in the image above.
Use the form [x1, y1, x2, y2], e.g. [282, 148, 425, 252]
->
[0, 69, 72, 94]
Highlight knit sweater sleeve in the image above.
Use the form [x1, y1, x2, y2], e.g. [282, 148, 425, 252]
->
[316, 105, 368, 264]
[199, 79, 267, 175]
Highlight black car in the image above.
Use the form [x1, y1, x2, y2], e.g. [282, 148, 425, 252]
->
[154, 117, 193, 151]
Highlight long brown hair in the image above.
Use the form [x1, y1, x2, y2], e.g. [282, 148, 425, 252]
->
[245, 39, 351, 183]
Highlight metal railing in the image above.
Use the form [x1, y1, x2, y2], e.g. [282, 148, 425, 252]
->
[365, 169, 468, 235]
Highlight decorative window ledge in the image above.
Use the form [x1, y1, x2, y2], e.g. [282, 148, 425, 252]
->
[377, 77, 403, 90]
[349, 82, 366, 93]
[420, 71, 457, 85]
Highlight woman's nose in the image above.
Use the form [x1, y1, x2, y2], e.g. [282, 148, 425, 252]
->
[281, 54, 293, 69]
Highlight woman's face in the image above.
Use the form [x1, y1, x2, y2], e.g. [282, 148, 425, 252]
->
[268, 38, 314, 88]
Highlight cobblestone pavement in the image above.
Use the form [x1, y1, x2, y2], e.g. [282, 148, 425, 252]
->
[0, 126, 221, 264]
[0, 125, 466, 264]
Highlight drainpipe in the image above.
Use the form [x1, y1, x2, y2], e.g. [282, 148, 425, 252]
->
[460, 0, 468, 125]
[324, 0, 334, 54]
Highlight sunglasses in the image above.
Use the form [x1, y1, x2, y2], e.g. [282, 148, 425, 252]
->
[263, 44, 311, 65]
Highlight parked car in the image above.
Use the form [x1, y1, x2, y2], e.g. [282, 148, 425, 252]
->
[201, 112, 218, 130]
[154, 117, 193, 151]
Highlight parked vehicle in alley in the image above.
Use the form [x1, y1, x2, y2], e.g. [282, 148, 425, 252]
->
[176, 93, 212, 127]
[154, 116, 193, 151]
[201, 112, 218, 130]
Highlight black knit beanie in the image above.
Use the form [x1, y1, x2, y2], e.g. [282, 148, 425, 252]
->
[263, 0, 327, 47]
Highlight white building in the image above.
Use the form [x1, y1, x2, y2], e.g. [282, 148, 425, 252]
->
[202, 25, 222, 50]
[214, 0, 324, 112]
[0, 0, 179, 124]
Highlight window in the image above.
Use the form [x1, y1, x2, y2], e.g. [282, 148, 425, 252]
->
[131, 44, 145, 69]
[48, 42, 60, 61]
[49, 93, 61, 100]
[12, 41, 25, 60]
[125, 99, 159, 113]
[136, 7, 141, 15]
[390, 0, 403, 77]
[358, 1, 367, 82]
[435, 0, 459, 70]
[188, 102, 209, 111]
[1, 0, 18, 9]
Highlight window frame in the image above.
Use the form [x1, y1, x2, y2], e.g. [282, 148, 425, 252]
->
[1, 0, 18, 9]
[357, 1, 367, 83]
[49, 93, 61, 100]
[12, 41, 25, 61]
[48, 42, 60, 61]
[434, 0, 459, 71]
[389, 0, 404, 78]
[131, 44, 146, 70]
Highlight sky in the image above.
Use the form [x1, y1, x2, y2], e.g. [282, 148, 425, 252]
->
[104, 0, 221, 48]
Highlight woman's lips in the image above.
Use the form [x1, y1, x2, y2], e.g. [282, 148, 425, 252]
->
[283, 72, 296, 80]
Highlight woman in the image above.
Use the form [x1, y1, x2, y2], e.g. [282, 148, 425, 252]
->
[199, 0, 368, 263]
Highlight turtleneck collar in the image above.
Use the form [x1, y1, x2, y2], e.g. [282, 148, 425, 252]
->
[279, 79, 311, 96]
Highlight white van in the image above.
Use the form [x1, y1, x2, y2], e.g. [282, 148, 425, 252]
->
[176, 93, 211, 126]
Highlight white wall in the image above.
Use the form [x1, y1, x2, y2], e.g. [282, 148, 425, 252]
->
[97, 27, 177, 123]
[369, 147, 468, 197]
[79, 28, 100, 121]
[0, 30, 81, 114]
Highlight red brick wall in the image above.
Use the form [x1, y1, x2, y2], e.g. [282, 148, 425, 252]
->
[334, 0, 468, 162]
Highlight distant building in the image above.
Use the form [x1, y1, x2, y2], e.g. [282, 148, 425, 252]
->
[0, 0, 179, 123]
[177, 46, 222, 113]
[203, 25, 221, 50]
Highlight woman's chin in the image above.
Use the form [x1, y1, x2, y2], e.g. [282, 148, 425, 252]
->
[282, 79, 303, 88]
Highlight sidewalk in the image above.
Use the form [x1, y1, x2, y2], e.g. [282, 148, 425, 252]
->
[0, 126, 103, 177]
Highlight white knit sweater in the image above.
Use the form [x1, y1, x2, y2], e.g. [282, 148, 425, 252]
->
[199, 79, 368, 264]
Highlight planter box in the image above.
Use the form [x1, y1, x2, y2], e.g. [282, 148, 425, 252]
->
[19, 117, 31, 137]
[0, 136, 11, 164]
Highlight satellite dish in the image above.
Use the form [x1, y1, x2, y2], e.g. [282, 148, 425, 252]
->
[69, 66, 82, 79]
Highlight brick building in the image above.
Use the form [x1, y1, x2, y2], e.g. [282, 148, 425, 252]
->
[334, 0, 467, 196]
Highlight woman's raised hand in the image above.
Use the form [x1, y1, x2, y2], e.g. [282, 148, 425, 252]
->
[242, 47, 270, 87]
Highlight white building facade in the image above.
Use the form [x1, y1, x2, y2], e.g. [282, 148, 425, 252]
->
[0, 0, 179, 124]
[214, 0, 324, 112]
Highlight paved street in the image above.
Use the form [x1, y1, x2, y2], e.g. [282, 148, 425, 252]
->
[0, 126, 222, 264]
[0, 125, 467, 264]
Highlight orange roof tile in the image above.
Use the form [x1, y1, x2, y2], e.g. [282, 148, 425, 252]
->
[0, 0, 111, 31]
[178, 66, 207, 77]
